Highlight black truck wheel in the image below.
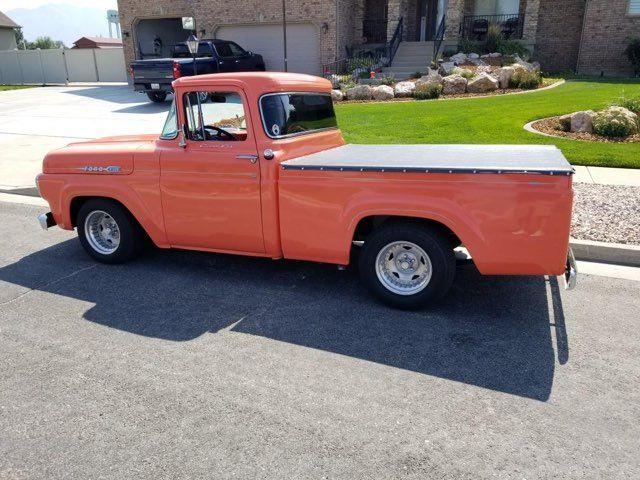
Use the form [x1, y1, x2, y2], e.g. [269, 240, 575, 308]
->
[359, 222, 456, 309]
[146, 91, 168, 103]
[77, 199, 143, 264]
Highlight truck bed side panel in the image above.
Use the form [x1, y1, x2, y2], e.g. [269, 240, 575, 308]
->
[277, 170, 573, 275]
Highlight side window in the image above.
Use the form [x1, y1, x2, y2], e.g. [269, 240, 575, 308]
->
[183, 91, 247, 142]
[214, 42, 233, 57]
[197, 42, 214, 57]
[227, 42, 246, 56]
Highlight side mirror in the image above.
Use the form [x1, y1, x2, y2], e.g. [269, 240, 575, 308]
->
[178, 124, 187, 148]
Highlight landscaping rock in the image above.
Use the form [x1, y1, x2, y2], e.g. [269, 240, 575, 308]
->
[439, 61, 456, 75]
[570, 110, 596, 133]
[331, 89, 344, 102]
[466, 72, 499, 93]
[345, 84, 373, 100]
[451, 52, 467, 64]
[393, 81, 416, 97]
[416, 71, 443, 86]
[468, 53, 480, 60]
[452, 67, 474, 79]
[475, 65, 493, 75]
[513, 55, 540, 72]
[496, 66, 515, 89]
[442, 74, 467, 95]
[558, 114, 572, 132]
[372, 85, 394, 100]
[489, 52, 502, 58]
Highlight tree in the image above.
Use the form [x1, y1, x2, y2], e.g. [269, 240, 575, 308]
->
[14, 27, 26, 49]
[625, 38, 640, 77]
[25, 36, 65, 50]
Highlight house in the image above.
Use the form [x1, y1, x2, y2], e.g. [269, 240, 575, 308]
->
[72, 36, 123, 49]
[0, 11, 20, 50]
[115, 0, 640, 76]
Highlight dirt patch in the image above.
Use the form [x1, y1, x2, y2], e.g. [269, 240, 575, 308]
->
[531, 117, 640, 143]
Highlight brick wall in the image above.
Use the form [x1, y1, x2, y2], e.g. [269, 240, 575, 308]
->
[578, 0, 640, 76]
[535, 0, 585, 72]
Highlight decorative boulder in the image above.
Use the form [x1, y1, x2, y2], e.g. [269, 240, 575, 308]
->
[468, 53, 480, 60]
[331, 89, 344, 101]
[451, 52, 467, 64]
[346, 84, 373, 100]
[442, 74, 467, 95]
[558, 114, 572, 132]
[475, 65, 493, 75]
[416, 71, 443, 86]
[393, 81, 416, 97]
[439, 61, 456, 76]
[489, 52, 502, 58]
[466, 73, 499, 93]
[496, 66, 515, 89]
[452, 67, 474, 79]
[570, 110, 596, 133]
[513, 55, 540, 73]
[372, 85, 394, 100]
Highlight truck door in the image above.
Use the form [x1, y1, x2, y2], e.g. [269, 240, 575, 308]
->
[159, 87, 265, 253]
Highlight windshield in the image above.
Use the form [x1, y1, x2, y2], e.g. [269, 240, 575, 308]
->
[160, 99, 178, 139]
[259, 93, 337, 138]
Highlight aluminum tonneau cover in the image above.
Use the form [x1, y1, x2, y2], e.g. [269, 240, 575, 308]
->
[281, 144, 574, 176]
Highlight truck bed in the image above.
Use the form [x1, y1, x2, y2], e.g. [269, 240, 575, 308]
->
[281, 144, 574, 176]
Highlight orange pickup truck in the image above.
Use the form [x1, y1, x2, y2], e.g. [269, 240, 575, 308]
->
[37, 72, 576, 309]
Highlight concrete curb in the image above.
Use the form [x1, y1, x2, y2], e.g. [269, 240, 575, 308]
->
[570, 238, 640, 267]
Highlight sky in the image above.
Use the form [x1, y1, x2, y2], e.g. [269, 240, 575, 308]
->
[2, 0, 117, 10]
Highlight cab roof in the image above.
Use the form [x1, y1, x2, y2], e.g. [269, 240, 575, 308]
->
[172, 72, 332, 95]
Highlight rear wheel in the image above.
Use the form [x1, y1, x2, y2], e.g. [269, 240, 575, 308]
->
[146, 91, 167, 103]
[77, 199, 143, 264]
[359, 223, 456, 309]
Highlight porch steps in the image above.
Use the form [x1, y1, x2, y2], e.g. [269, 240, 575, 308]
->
[381, 41, 434, 80]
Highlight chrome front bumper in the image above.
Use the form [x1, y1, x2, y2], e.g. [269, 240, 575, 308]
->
[38, 212, 56, 231]
[563, 247, 578, 290]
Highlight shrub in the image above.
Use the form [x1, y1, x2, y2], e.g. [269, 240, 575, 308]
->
[411, 71, 425, 79]
[613, 95, 640, 114]
[625, 38, 640, 77]
[380, 75, 395, 86]
[485, 24, 504, 53]
[459, 38, 482, 55]
[413, 82, 443, 100]
[593, 107, 639, 137]
[510, 69, 542, 89]
[498, 40, 530, 59]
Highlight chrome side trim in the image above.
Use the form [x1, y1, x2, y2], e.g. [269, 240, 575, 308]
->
[280, 164, 574, 176]
[563, 247, 578, 290]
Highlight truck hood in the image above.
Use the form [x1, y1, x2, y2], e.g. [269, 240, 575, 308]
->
[43, 134, 158, 175]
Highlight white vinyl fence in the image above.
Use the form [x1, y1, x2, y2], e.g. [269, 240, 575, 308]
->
[0, 48, 127, 85]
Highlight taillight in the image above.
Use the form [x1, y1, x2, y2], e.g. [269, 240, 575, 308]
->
[173, 62, 182, 79]
[129, 65, 134, 81]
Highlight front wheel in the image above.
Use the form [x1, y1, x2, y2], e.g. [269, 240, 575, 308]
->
[359, 223, 456, 309]
[77, 199, 143, 264]
[146, 91, 167, 103]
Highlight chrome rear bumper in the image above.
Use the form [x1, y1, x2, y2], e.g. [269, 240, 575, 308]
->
[38, 212, 56, 231]
[563, 247, 578, 290]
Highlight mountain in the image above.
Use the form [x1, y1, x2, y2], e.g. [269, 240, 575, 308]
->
[7, 4, 116, 48]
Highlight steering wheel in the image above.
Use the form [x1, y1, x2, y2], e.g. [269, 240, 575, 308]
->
[204, 125, 237, 141]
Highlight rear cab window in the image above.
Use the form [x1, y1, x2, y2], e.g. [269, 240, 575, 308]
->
[259, 93, 337, 138]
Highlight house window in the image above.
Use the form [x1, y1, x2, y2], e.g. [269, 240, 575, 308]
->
[474, 0, 520, 16]
[630, 0, 640, 15]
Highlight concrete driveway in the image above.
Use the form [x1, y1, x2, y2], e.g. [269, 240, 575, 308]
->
[1, 200, 639, 479]
[0, 85, 170, 191]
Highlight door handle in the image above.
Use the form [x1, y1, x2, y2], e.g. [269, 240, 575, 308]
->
[236, 154, 258, 164]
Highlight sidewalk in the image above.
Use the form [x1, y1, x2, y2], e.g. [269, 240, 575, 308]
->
[572, 166, 640, 186]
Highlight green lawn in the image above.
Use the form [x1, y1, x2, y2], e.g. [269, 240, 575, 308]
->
[335, 78, 640, 169]
[0, 85, 37, 92]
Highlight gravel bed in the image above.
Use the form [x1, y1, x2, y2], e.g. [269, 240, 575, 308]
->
[572, 183, 640, 245]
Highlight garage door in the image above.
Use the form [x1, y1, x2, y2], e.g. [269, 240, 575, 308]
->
[215, 23, 320, 75]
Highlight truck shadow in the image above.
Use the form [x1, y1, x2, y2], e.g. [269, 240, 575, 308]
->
[0, 239, 568, 401]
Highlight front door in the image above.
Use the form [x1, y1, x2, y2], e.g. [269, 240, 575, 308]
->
[159, 88, 265, 253]
[418, 0, 439, 41]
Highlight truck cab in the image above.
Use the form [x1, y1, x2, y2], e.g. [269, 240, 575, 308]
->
[37, 72, 576, 309]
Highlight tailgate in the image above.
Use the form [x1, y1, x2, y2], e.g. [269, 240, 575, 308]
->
[131, 61, 174, 82]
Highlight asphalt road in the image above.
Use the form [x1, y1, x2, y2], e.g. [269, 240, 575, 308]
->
[1, 200, 639, 479]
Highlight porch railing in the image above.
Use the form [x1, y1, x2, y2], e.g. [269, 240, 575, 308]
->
[386, 17, 403, 66]
[362, 18, 388, 44]
[433, 14, 446, 62]
[460, 14, 524, 40]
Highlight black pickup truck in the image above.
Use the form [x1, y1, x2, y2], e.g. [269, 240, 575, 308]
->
[130, 39, 265, 102]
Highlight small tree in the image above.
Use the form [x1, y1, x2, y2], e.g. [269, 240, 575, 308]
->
[24, 36, 65, 50]
[14, 27, 26, 49]
[626, 38, 640, 77]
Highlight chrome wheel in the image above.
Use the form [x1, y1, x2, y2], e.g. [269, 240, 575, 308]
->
[375, 241, 433, 295]
[84, 210, 121, 255]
